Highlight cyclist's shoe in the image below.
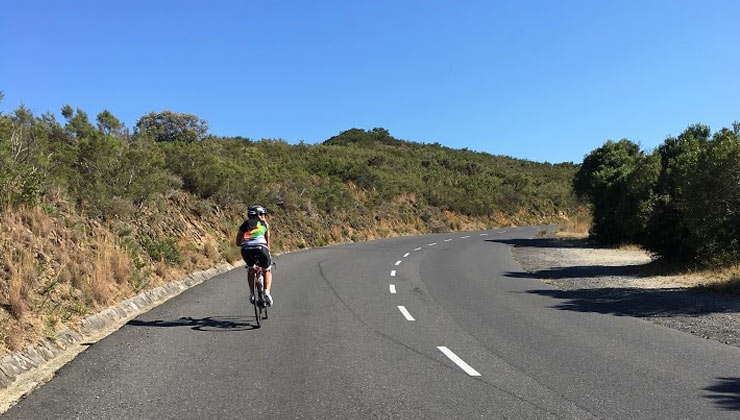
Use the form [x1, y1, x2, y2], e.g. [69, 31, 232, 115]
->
[249, 293, 255, 304]
[264, 290, 273, 307]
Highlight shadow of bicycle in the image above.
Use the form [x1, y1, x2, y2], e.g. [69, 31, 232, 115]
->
[127, 316, 257, 332]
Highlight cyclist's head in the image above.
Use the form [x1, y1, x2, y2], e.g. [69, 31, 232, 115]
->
[247, 205, 268, 219]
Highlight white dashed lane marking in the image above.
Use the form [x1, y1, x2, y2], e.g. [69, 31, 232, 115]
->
[437, 346, 481, 377]
[386, 238, 488, 379]
[398, 306, 415, 321]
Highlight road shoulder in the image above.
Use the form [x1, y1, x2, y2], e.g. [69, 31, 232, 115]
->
[511, 237, 740, 348]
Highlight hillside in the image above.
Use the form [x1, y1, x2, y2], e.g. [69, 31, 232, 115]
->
[0, 106, 586, 355]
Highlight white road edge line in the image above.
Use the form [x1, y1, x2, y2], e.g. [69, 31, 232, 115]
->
[403, 252, 410, 258]
[390, 284, 396, 294]
[480, 233, 488, 236]
[437, 346, 481, 377]
[395, 260, 402, 266]
[398, 306, 415, 321]
[428, 242, 437, 246]
[461, 235, 471, 239]
[390, 270, 396, 277]
[414, 247, 422, 251]
[444, 239, 452, 242]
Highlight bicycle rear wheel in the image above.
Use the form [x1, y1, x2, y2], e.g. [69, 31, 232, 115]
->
[252, 273, 261, 328]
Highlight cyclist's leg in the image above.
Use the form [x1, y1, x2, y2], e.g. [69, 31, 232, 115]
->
[241, 247, 257, 292]
[247, 266, 255, 292]
[258, 247, 273, 292]
[262, 269, 273, 307]
[254, 246, 273, 306]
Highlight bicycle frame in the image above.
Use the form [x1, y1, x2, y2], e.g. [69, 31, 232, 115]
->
[250, 264, 268, 327]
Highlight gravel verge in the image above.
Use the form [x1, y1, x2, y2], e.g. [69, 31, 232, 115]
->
[510, 236, 740, 348]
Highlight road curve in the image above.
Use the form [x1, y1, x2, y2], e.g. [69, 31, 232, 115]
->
[3, 227, 740, 419]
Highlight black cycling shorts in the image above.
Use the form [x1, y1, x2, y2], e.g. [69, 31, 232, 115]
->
[241, 244, 272, 270]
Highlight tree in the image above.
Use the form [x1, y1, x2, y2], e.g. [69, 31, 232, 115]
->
[0, 105, 46, 209]
[573, 139, 645, 244]
[96, 110, 126, 138]
[73, 132, 124, 217]
[134, 111, 209, 143]
[117, 140, 174, 209]
[641, 124, 710, 260]
[680, 128, 740, 266]
[323, 127, 404, 147]
[61, 105, 97, 140]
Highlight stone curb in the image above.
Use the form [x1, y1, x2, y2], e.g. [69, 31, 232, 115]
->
[0, 262, 236, 393]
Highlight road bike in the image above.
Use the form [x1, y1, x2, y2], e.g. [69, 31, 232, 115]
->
[250, 264, 270, 328]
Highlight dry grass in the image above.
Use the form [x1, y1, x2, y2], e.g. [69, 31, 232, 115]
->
[3, 324, 24, 353]
[221, 239, 242, 263]
[694, 266, 740, 294]
[329, 224, 343, 242]
[7, 277, 26, 320]
[154, 260, 168, 279]
[7, 256, 33, 319]
[1, 213, 39, 321]
[90, 236, 115, 305]
[1, 211, 41, 351]
[24, 207, 54, 238]
[554, 211, 591, 238]
[638, 266, 740, 292]
[111, 250, 131, 285]
[204, 241, 220, 260]
[0, 209, 143, 354]
[550, 233, 740, 294]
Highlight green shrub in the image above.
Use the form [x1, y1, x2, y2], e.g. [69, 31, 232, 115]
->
[140, 234, 182, 266]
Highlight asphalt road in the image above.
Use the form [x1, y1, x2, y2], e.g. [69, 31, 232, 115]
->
[3, 227, 740, 419]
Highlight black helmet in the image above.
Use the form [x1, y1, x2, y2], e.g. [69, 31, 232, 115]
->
[247, 205, 268, 218]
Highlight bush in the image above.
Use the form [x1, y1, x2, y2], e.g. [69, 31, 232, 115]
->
[577, 122, 740, 268]
[140, 234, 182, 266]
[573, 139, 645, 244]
[681, 128, 740, 266]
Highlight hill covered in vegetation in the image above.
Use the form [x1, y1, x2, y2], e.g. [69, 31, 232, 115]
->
[0, 100, 584, 354]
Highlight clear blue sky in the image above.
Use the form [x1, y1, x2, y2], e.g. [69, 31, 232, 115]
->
[2, 1, 739, 163]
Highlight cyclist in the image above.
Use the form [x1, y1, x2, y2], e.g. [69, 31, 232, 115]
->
[236, 205, 273, 306]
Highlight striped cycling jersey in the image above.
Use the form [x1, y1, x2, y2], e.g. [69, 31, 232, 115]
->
[240, 219, 268, 245]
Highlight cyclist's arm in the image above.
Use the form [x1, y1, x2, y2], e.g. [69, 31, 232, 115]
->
[235, 229, 244, 247]
[265, 228, 271, 248]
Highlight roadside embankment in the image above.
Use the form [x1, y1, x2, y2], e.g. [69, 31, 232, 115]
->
[0, 263, 235, 414]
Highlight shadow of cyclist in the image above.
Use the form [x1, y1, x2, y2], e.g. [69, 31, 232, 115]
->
[127, 316, 258, 331]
